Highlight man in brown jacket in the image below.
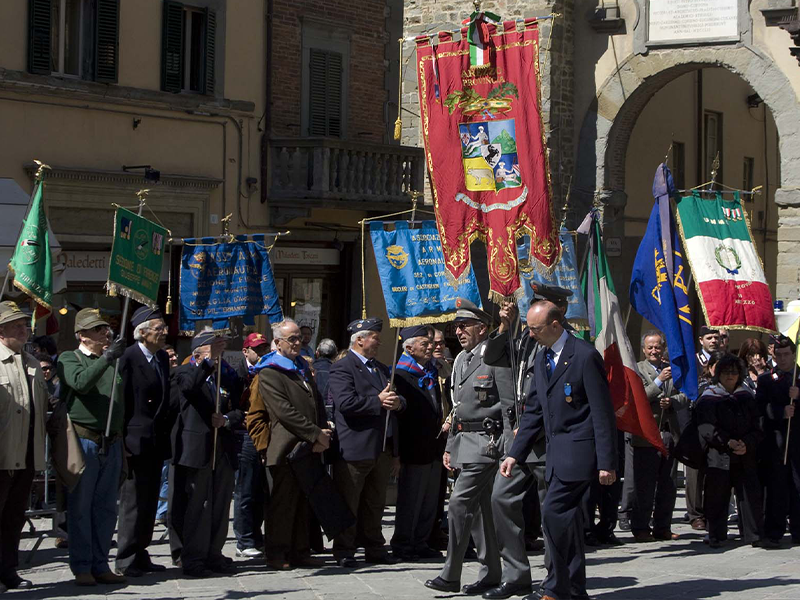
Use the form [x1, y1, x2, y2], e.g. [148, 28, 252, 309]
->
[0, 301, 47, 591]
[247, 319, 331, 570]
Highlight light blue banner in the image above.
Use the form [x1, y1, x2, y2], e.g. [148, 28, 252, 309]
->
[370, 220, 482, 327]
[517, 229, 588, 327]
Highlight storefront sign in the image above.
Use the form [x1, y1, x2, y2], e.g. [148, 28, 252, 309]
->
[271, 247, 340, 266]
[648, 0, 739, 45]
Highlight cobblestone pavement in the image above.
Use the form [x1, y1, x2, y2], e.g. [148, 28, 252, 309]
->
[12, 492, 800, 599]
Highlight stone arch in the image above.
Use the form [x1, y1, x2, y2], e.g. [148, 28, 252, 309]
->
[574, 45, 800, 212]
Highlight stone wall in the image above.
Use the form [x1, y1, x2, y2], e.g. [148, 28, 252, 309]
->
[400, 0, 574, 218]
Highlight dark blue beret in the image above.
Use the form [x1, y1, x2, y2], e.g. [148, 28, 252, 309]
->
[347, 318, 383, 334]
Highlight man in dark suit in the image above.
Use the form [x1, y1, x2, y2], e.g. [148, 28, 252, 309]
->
[169, 330, 243, 578]
[501, 301, 617, 600]
[328, 318, 405, 567]
[391, 325, 443, 561]
[116, 306, 172, 577]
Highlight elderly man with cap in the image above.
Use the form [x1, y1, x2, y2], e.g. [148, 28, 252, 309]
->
[168, 328, 243, 578]
[390, 324, 443, 561]
[57, 308, 126, 586]
[233, 332, 270, 559]
[0, 302, 47, 592]
[115, 306, 172, 577]
[328, 317, 405, 567]
[425, 298, 512, 595]
[475, 283, 572, 599]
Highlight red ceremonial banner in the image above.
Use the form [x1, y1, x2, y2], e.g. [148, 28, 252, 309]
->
[415, 18, 560, 301]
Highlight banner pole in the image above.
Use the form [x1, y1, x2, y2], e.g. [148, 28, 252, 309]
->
[102, 194, 146, 449]
[383, 327, 401, 451]
[213, 356, 223, 470]
[784, 329, 800, 465]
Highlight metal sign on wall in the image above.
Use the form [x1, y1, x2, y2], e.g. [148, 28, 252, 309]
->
[647, 0, 739, 45]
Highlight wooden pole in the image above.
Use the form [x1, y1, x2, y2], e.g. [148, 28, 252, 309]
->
[212, 355, 223, 470]
[784, 330, 800, 465]
[383, 327, 401, 451]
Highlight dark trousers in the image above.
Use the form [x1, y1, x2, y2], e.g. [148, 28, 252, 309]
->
[116, 453, 163, 571]
[233, 434, 266, 551]
[630, 433, 676, 534]
[0, 461, 34, 582]
[522, 479, 542, 541]
[582, 477, 621, 540]
[391, 461, 442, 554]
[764, 452, 800, 541]
[685, 466, 705, 521]
[542, 475, 591, 600]
[332, 450, 392, 560]
[266, 464, 310, 561]
[169, 452, 236, 571]
[704, 464, 764, 544]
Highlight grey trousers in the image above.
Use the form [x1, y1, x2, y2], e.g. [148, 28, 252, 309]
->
[491, 462, 536, 585]
[619, 437, 634, 519]
[685, 465, 706, 521]
[440, 462, 501, 584]
[391, 461, 442, 553]
[168, 452, 235, 571]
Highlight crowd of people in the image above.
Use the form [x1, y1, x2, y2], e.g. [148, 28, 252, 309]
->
[0, 284, 797, 599]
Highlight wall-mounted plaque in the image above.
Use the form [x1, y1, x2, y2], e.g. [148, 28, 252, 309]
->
[647, 0, 740, 46]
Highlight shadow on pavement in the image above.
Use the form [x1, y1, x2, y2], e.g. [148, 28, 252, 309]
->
[594, 576, 800, 599]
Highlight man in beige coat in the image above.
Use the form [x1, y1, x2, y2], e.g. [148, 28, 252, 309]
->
[0, 301, 47, 592]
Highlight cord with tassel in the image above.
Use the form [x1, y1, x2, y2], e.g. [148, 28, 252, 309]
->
[393, 37, 403, 141]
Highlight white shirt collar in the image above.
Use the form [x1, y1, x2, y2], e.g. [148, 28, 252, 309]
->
[138, 342, 155, 363]
[350, 349, 370, 365]
[78, 343, 99, 357]
[549, 329, 569, 365]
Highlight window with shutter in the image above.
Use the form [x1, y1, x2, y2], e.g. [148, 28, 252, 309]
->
[94, 0, 119, 83]
[161, 1, 184, 93]
[308, 49, 343, 138]
[203, 8, 216, 95]
[28, 0, 52, 75]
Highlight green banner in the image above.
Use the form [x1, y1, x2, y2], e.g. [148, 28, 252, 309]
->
[107, 208, 168, 306]
[9, 181, 53, 309]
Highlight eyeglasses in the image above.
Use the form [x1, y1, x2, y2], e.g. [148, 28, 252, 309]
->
[454, 321, 480, 331]
[41, 365, 53, 371]
[91, 325, 110, 333]
[278, 335, 302, 345]
[148, 324, 168, 333]
[433, 340, 446, 346]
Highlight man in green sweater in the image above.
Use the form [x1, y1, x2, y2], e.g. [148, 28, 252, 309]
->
[57, 308, 126, 587]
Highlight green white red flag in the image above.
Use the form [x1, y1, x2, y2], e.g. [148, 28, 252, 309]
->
[465, 11, 500, 68]
[675, 192, 776, 333]
[8, 180, 52, 310]
[579, 210, 666, 455]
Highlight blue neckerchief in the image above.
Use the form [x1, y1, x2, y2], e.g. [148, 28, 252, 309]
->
[253, 351, 309, 380]
[396, 351, 438, 390]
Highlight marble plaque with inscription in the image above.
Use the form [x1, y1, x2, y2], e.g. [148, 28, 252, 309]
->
[648, 0, 739, 45]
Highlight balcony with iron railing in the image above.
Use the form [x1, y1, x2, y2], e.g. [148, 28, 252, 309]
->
[268, 138, 425, 209]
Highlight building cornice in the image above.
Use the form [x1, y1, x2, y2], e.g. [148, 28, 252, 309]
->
[23, 163, 222, 190]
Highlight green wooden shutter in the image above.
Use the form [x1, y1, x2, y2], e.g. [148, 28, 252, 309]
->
[28, 0, 52, 75]
[94, 0, 119, 83]
[308, 49, 342, 138]
[203, 7, 216, 95]
[161, 0, 183, 93]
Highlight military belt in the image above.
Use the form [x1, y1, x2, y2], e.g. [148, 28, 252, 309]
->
[455, 418, 501, 433]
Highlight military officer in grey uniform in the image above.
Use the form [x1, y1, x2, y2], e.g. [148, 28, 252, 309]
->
[482, 283, 572, 599]
[424, 299, 512, 595]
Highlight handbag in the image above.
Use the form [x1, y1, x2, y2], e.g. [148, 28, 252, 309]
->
[46, 400, 86, 492]
[672, 410, 706, 470]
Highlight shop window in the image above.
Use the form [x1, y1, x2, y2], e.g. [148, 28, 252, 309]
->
[28, 0, 119, 83]
[161, 1, 216, 94]
[742, 156, 755, 195]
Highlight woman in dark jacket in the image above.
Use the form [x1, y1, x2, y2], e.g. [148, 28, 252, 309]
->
[695, 354, 771, 548]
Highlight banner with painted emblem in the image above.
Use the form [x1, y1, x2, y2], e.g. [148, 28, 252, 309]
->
[517, 229, 588, 329]
[179, 235, 283, 332]
[107, 208, 168, 307]
[415, 17, 560, 302]
[369, 220, 482, 327]
[675, 192, 776, 333]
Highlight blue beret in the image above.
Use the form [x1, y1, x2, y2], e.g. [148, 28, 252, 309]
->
[347, 318, 383, 334]
[191, 330, 218, 351]
[399, 325, 431, 342]
[131, 306, 163, 329]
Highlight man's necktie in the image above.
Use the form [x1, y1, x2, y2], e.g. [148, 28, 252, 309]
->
[545, 349, 555, 381]
[462, 351, 474, 380]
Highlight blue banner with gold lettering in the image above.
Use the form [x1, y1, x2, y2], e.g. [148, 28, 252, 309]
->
[179, 235, 283, 332]
[630, 164, 698, 401]
[370, 220, 482, 327]
[517, 229, 588, 329]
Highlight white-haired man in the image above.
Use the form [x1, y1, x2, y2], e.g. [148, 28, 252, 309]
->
[328, 318, 405, 567]
[116, 306, 172, 576]
[390, 325, 443, 561]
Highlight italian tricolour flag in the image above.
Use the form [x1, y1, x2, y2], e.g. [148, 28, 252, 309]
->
[675, 193, 775, 332]
[580, 211, 666, 454]
[466, 11, 500, 68]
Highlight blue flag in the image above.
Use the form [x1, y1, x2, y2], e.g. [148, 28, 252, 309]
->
[370, 220, 482, 327]
[517, 229, 588, 329]
[179, 235, 283, 332]
[629, 164, 698, 401]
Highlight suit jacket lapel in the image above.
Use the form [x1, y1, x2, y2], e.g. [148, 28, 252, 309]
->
[352, 354, 383, 392]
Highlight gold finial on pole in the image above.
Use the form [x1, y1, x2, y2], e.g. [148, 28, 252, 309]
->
[33, 160, 52, 180]
[220, 213, 234, 242]
[408, 189, 423, 222]
[710, 151, 720, 187]
[473, 0, 481, 12]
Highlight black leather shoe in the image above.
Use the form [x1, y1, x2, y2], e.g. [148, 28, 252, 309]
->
[462, 579, 500, 595]
[482, 581, 532, 599]
[2, 575, 32, 589]
[425, 576, 461, 593]
[584, 532, 601, 547]
[121, 566, 144, 578]
[365, 554, 399, 565]
[336, 557, 358, 568]
[599, 533, 623, 546]
[141, 561, 167, 572]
